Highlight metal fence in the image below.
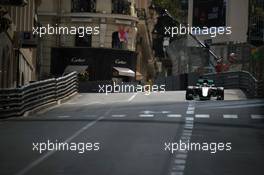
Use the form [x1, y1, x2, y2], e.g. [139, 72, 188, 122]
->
[203, 71, 264, 98]
[155, 71, 263, 98]
[0, 72, 78, 118]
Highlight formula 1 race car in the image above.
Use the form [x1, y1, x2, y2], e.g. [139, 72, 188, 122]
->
[186, 79, 224, 100]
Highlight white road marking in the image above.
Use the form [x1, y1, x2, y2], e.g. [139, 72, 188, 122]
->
[185, 119, 194, 123]
[186, 117, 194, 121]
[223, 114, 238, 119]
[178, 150, 188, 154]
[167, 114, 182, 118]
[139, 114, 154, 118]
[216, 103, 264, 109]
[195, 114, 210, 118]
[65, 102, 76, 105]
[15, 107, 113, 175]
[169, 102, 194, 175]
[187, 107, 195, 111]
[170, 172, 184, 175]
[176, 154, 188, 159]
[112, 114, 126, 118]
[186, 111, 194, 115]
[141, 110, 154, 114]
[182, 129, 192, 133]
[182, 132, 192, 136]
[128, 93, 137, 102]
[181, 136, 191, 140]
[174, 159, 186, 164]
[84, 115, 97, 118]
[57, 116, 71, 119]
[85, 102, 105, 106]
[162, 111, 171, 114]
[16, 117, 102, 175]
[251, 115, 264, 119]
[184, 125, 193, 129]
[173, 165, 185, 171]
[184, 126, 193, 130]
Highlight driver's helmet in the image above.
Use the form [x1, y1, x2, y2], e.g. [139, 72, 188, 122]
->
[203, 79, 209, 86]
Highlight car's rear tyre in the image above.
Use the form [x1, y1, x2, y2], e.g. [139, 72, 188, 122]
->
[186, 94, 193, 100]
[186, 89, 194, 100]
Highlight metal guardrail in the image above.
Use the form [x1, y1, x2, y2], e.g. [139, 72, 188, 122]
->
[0, 72, 78, 118]
[204, 71, 264, 98]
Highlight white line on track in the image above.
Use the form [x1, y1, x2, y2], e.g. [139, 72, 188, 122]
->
[167, 114, 182, 118]
[139, 114, 154, 118]
[57, 115, 71, 119]
[186, 111, 194, 115]
[174, 159, 186, 164]
[173, 165, 185, 171]
[251, 115, 264, 119]
[170, 172, 184, 175]
[128, 93, 137, 102]
[84, 115, 98, 118]
[65, 102, 76, 105]
[186, 117, 194, 121]
[223, 114, 238, 119]
[85, 102, 105, 106]
[162, 111, 171, 114]
[195, 114, 210, 118]
[112, 114, 126, 118]
[169, 102, 194, 175]
[176, 154, 188, 159]
[187, 107, 195, 111]
[15, 107, 112, 175]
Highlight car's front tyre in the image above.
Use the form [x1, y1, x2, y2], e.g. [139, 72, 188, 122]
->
[217, 88, 224, 100]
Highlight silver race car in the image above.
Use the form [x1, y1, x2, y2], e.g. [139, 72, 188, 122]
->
[186, 79, 224, 100]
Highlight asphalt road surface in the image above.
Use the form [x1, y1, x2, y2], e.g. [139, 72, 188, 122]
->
[0, 90, 263, 175]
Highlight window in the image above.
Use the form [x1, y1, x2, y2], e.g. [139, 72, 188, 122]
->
[112, 31, 120, 49]
[193, 0, 226, 27]
[71, 0, 96, 13]
[112, 0, 131, 15]
[75, 33, 92, 47]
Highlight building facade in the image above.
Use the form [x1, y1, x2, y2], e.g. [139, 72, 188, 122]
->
[37, 0, 155, 82]
[249, 0, 264, 46]
[187, 0, 249, 45]
[185, 0, 250, 73]
[0, 0, 38, 88]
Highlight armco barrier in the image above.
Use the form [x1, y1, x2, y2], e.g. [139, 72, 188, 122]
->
[204, 71, 263, 98]
[0, 72, 78, 118]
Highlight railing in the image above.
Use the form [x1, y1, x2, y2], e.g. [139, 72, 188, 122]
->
[154, 71, 263, 99]
[203, 71, 264, 98]
[0, 72, 78, 118]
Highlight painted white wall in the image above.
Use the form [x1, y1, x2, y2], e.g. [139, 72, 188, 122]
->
[187, 0, 249, 46]
[227, 0, 249, 43]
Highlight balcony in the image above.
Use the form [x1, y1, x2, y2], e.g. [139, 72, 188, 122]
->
[112, 0, 131, 15]
[71, 0, 96, 13]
